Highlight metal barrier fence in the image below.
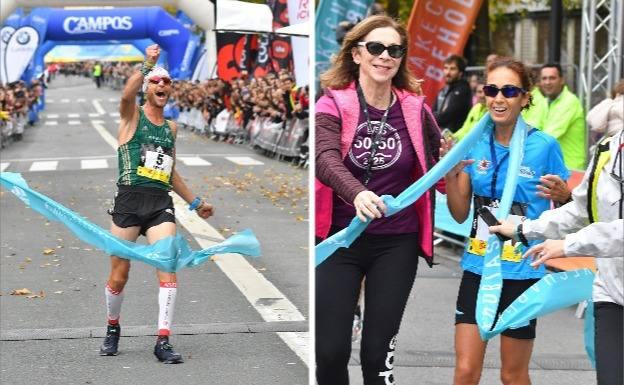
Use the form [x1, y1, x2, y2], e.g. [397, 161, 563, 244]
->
[1, 113, 28, 149]
[176, 107, 309, 166]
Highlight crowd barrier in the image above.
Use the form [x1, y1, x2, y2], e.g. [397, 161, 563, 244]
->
[1, 113, 30, 149]
[104, 74, 127, 90]
[176, 106, 309, 165]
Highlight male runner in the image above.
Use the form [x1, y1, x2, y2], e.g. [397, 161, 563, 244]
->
[100, 44, 214, 363]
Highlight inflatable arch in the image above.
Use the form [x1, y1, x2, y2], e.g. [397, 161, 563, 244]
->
[15, 7, 195, 80]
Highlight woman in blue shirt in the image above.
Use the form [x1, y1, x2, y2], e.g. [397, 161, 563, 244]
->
[443, 57, 570, 385]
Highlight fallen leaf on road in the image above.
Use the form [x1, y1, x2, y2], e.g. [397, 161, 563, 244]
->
[257, 267, 267, 271]
[295, 215, 305, 221]
[42, 248, 55, 255]
[54, 291, 63, 294]
[210, 256, 218, 261]
[10, 288, 32, 295]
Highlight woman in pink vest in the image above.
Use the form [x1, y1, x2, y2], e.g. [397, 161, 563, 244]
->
[315, 15, 443, 385]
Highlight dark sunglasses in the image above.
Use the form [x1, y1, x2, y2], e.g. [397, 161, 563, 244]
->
[357, 41, 406, 59]
[483, 84, 526, 98]
[148, 77, 172, 85]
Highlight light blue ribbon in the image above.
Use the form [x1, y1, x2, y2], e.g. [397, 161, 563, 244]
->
[0, 172, 261, 272]
[487, 269, 594, 336]
[475, 116, 528, 339]
[584, 300, 596, 368]
[315, 113, 496, 267]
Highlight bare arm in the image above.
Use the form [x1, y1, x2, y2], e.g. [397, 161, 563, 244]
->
[445, 170, 473, 223]
[169, 121, 214, 219]
[119, 70, 143, 121]
[441, 138, 474, 223]
[118, 44, 160, 144]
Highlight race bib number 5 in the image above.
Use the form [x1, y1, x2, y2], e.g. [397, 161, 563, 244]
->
[137, 144, 173, 183]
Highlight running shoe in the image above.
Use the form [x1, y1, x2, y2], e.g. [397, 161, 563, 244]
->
[99, 324, 120, 356]
[154, 337, 184, 364]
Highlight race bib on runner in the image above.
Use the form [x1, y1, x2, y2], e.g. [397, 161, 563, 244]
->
[137, 144, 173, 183]
[468, 196, 527, 262]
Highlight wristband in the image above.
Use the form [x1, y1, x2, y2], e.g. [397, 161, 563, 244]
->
[516, 223, 529, 247]
[140, 61, 155, 76]
[189, 197, 202, 211]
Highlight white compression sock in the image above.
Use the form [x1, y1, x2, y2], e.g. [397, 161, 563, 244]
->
[105, 283, 124, 324]
[158, 282, 177, 336]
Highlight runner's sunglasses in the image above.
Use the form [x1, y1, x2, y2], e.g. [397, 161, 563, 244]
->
[148, 76, 172, 85]
[357, 41, 406, 59]
[483, 84, 526, 98]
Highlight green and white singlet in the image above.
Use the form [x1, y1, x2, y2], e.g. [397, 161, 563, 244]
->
[117, 107, 175, 190]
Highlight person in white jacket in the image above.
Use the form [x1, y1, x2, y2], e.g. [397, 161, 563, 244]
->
[490, 128, 623, 385]
[587, 80, 623, 145]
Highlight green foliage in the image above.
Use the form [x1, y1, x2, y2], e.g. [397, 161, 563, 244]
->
[489, 0, 581, 31]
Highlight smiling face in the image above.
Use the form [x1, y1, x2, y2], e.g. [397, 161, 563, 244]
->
[486, 67, 529, 130]
[352, 26, 403, 87]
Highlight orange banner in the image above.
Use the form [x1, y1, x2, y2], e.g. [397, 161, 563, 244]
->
[406, 0, 484, 105]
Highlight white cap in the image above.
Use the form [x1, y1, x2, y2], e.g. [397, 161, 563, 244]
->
[142, 66, 171, 92]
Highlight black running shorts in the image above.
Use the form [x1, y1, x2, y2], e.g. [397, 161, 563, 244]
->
[109, 185, 175, 236]
[455, 270, 539, 339]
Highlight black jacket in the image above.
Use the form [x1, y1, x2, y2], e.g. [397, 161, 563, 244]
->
[432, 78, 472, 133]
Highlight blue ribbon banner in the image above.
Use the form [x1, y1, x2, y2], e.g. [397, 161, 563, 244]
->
[0, 172, 261, 272]
[315, 114, 595, 359]
[474, 116, 528, 338]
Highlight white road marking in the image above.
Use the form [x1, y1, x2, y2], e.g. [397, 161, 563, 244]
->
[92, 100, 105, 115]
[77, 98, 86, 102]
[2, 155, 116, 162]
[89, 122, 307, 365]
[0, 163, 9, 172]
[67, 113, 80, 118]
[29, 161, 58, 172]
[90, 120, 118, 149]
[108, 97, 118, 102]
[45, 121, 58, 126]
[172, 195, 308, 365]
[114, 119, 120, 124]
[88, 113, 101, 118]
[61, 98, 70, 103]
[109, 112, 120, 117]
[178, 156, 212, 166]
[46, 114, 59, 119]
[80, 159, 108, 169]
[68, 120, 81, 125]
[225, 156, 264, 166]
[46, 99, 55, 103]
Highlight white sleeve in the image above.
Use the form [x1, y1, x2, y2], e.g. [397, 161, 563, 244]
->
[564, 219, 624, 258]
[522, 170, 590, 240]
[586, 98, 612, 134]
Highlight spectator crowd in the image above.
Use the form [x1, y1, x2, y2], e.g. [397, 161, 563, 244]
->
[1, 61, 310, 165]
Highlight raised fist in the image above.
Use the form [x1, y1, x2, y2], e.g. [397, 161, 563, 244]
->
[145, 44, 160, 65]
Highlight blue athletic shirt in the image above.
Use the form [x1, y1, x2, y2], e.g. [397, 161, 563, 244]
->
[460, 128, 570, 280]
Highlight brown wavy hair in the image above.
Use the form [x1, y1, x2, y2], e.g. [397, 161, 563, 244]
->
[319, 15, 420, 93]
[487, 57, 534, 110]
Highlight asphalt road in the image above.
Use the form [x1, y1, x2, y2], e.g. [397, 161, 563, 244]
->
[0, 76, 309, 385]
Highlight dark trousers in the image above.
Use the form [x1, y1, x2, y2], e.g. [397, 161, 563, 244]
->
[316, 231, 420, 385]
[594, 301, 623, 385]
